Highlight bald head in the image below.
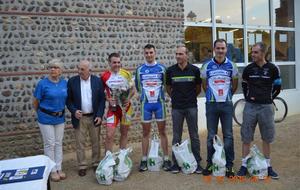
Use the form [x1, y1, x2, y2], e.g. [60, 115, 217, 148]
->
[79, 60, 92, 69]
[78, 60, 91, 80]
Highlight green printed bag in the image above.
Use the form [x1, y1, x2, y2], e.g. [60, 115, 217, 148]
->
[148, 134, 163, 171]
[113, 147, 133, 181]
[95, 151, 116, 185]
[247, 144, 268, 179]
[212, 135, 226, 176]
[172, 139, 197, 174]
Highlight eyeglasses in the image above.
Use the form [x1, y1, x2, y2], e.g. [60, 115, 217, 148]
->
[49, 66, 60, 69]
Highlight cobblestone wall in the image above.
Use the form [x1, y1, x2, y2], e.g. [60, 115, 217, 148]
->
[0, 0, 184, 159]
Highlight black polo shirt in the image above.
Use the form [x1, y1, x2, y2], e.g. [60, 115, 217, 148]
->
[166, 63, 201, 109]
[242, 62, 280, 104]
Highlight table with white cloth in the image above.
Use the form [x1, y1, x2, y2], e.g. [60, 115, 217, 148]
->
[0, 155, 55, 190]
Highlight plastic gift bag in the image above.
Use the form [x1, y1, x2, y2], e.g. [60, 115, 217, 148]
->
[212, 135, 227, 176]
[95, 151, 116, 185]
[113, 147, 133, 182]
[247, 144, 268, 179]
[172, 139, 197, 174]
[147, 134, 163, 172]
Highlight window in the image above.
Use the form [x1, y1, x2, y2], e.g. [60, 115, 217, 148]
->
[216, 28, 244, 63]
[247, 30, 271, 61]
[216, 0, 242, 24]
[274, 0, 294, 27]
[183, 0, 296, 90]
[278, 65, 295, 89]
[275, 31, 295, 61]
[184, 0, 211, 23]
[246, 0, 270, 26]
[185, 26, 213, 64]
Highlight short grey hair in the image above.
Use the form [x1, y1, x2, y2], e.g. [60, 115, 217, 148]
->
[253, 42, 268, 54]
[48, 59, 63, 69]
[79, 60, 92, 70]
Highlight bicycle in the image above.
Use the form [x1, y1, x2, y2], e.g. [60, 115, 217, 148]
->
[233, 97, 288, 126]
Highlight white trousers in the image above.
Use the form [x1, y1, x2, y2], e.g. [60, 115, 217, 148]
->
[38, 122, 65, 172]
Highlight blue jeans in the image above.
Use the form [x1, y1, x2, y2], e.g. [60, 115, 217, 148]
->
[171, 108, 201, 165]
[206, 102, 234, 168]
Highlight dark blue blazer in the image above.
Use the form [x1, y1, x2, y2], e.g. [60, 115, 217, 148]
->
[66, 75, 105, 128]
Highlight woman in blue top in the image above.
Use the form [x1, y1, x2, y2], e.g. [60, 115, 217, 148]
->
[33, 59, 68, 182]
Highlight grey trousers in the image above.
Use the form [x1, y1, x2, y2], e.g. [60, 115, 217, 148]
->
[171, 107, 202, 165]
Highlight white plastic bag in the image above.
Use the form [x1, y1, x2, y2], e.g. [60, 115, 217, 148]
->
[148, 134, 163, 171]
[113, 147, 133, 182]
[212, 135, 226, 176]
[172, 139, 197, 174]
[95, 151, 116, 185]
[247, 144, 268, 179]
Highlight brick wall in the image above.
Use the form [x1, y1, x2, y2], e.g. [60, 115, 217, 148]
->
[0, 0, 184, 159]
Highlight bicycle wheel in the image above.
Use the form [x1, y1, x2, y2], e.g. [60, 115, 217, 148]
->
[233, 99, 246, 127]
[273, 97, 288, 123]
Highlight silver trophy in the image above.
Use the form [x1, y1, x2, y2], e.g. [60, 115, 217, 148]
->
[110, 80, 133, 120]
[110, 88, 119, 112]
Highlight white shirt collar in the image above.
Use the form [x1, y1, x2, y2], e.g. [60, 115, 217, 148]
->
[80, 75, 91, 82]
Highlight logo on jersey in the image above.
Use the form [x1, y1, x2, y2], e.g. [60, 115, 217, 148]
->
[213, 79, 226, 84]
[209, 70, 229, 76]
[141, 74, 162, 80]
[145, 81, 159, 87]
[263, 68, 269, 76]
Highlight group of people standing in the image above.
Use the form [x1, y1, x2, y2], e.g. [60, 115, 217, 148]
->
[33, 39, 281, 182]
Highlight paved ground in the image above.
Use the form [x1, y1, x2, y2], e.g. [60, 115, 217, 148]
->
[51, 114, 300, 190]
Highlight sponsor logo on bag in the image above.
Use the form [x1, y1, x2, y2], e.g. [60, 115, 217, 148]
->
[100, 174, 106, 181]
[182, 162, 191, 170]
[252, 170, 259, 175]
[212, 164, 219, 172]
[148, 158, 156, 166]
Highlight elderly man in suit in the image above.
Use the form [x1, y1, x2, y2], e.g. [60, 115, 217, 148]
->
[67, 60, 105, 176]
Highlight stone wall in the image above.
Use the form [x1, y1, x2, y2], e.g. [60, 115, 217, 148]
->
[0, 0, 184, 159]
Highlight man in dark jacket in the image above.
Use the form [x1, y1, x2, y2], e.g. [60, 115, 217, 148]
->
[67, 60, 105, 176]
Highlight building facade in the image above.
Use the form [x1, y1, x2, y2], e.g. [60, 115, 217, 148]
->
[0, 0, 184, 158]
[0, 0, 299, 158]
[183, 0, 300, 127]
